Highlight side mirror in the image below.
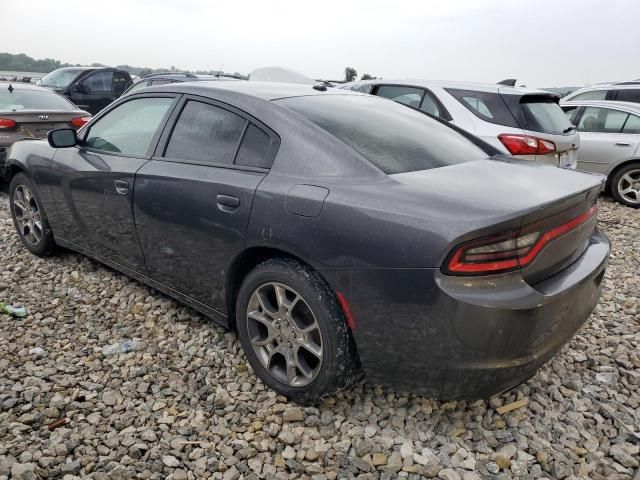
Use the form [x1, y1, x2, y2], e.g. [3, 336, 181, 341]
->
[73, 83, 90, 94]
[48, 128, 78, 148]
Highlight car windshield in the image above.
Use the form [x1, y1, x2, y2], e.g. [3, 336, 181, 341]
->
[38, 69, 83, 88]
[277, 94, 488, 174]
[521, 98, 574, 135]
[0, 88, 77, 111]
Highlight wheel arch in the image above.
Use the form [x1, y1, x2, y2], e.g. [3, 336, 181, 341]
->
[225, 246, 332, 330]
[605, 158, 640, 192]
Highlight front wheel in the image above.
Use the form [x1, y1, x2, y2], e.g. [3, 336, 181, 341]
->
[236, 259, 360, 403]
[611, 163, 640, 208]
[9, 173, 57, 256]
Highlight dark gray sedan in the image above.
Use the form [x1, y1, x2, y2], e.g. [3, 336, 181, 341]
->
[5, 81, 609, 401]
[0, 82, 90, 177]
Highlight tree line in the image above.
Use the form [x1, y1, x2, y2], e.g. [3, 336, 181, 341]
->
[0, 52, 246, 78]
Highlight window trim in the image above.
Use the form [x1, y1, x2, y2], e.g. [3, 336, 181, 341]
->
[154, 94, 280, 170]
[372, 83, 453, 121]
[78, 93, 179, 159]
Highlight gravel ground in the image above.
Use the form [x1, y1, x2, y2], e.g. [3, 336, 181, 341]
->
[0, 188, 638, 480]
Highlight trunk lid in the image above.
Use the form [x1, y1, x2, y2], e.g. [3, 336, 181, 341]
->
[0, 110, 85, 139]
[391, 157, 605, 282]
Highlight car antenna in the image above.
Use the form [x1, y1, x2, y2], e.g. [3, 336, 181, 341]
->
[216, 64, 224, 78]
[8, 83, 14, 93]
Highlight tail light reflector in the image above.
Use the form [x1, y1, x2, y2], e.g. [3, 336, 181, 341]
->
[71, 116, 91, 128]
[444, 204, 598, 275]
[0, 118, 16, 129]
[498, 134, 556, 155]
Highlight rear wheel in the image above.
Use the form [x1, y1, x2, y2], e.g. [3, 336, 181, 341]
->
[236, 259, 360, 402]
[9, 173, 56, 256]
[611, 163, 640, 208]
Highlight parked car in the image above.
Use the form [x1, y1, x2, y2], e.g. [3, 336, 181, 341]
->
[561, 100, 640, 207]
[0, 82, 90, 178]
[6, 82, 609, 401]
[563, 80, 640, 103]
[123, 72, 243, 95]
[340, 79, 579, 168]
[38, 67, 132, 115]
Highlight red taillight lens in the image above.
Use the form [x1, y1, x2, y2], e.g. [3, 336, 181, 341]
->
[498, 134, 556, 155]
[0, 118, 16, 129]
[444, 204, 598, 275]
[71, 116, 91, 128]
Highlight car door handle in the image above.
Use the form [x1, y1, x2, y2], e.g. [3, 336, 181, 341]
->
[114, 180, 129, 195]
[615, 142, 631, 147]
[217, 194, 240, 212]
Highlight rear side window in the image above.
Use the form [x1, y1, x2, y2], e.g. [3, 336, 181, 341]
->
[623, 114, 640, 134]
[616, 89, 640, 103]
[277, 95, 488, 175]
[570, 90, 607, 101]
[520, 99, 573, 135]
[165, 100, 246, 164]
[235, 124, 273, 168]
[81, 71, 113, 93]
[446, 88, 518, 127]
[113, 71, 129, 95]
[376, 85, 424, 108]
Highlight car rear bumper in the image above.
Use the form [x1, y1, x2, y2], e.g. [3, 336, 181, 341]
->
[322, 228, 609, 399]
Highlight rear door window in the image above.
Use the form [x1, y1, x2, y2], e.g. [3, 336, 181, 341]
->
[164, 100, 246, 165]
[277, 94, 488, 175]
[578, 107, 629, 133]
[615, 89, 640, 103]
[562, 106, 579, 123]
[446, 88, 519, 127]
[113, 71, 129, 95]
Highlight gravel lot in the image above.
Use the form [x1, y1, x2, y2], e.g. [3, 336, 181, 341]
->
[0, 187, 638, 480]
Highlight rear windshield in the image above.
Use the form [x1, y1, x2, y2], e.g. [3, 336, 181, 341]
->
[276, 94, 488, 175]
[520, 98, 574, 135]
[38, 69, 83, 89]
[0, 88, 77, 112]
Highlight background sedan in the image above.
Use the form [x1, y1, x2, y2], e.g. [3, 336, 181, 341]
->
[0, 82, 90, 178]
[562, 100, 640, 207]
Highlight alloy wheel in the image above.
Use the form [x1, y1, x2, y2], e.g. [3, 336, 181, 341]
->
[617, 168, 640, 205]
[12, 184, 43, 246]
[246, 282, 323, 387]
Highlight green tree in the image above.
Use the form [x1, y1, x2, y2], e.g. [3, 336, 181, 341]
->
[361, 73, 376, 80]
[344, 67, 357, 82]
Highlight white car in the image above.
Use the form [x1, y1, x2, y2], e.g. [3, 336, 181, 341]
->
[561, 100, 640, 207]
[563, 80, 640, 104]
[340, 79, 580, 168]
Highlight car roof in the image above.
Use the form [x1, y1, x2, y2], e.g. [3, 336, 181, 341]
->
[560, 100, 640, 114]
[141, 81, 362, 101]
[343, 79, 553, 96]
[569, 82, 640, 92]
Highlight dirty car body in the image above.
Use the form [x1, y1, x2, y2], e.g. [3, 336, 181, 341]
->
[6, 82, 609, 399]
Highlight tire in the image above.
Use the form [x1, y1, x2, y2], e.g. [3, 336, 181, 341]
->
[9, 173, 57, 256]
[236, 258, 360, 403]
[610, 162, 640, 208]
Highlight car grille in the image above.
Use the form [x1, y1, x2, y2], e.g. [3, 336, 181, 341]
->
[17, 122, 70, 139]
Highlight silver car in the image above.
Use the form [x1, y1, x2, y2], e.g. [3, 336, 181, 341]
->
[340, 79, 579, 168]
[563, 80, 640, 104]
[561, 100, 640, 207]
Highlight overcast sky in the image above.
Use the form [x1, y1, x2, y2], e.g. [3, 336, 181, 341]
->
[2, 0, 638, 87]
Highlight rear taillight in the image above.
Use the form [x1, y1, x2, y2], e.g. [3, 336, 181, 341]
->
[498, 134, 556, 155]
[0, 118, 16, 129]
[71, 116, 91, 128]
[444, 204, 598, 275]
